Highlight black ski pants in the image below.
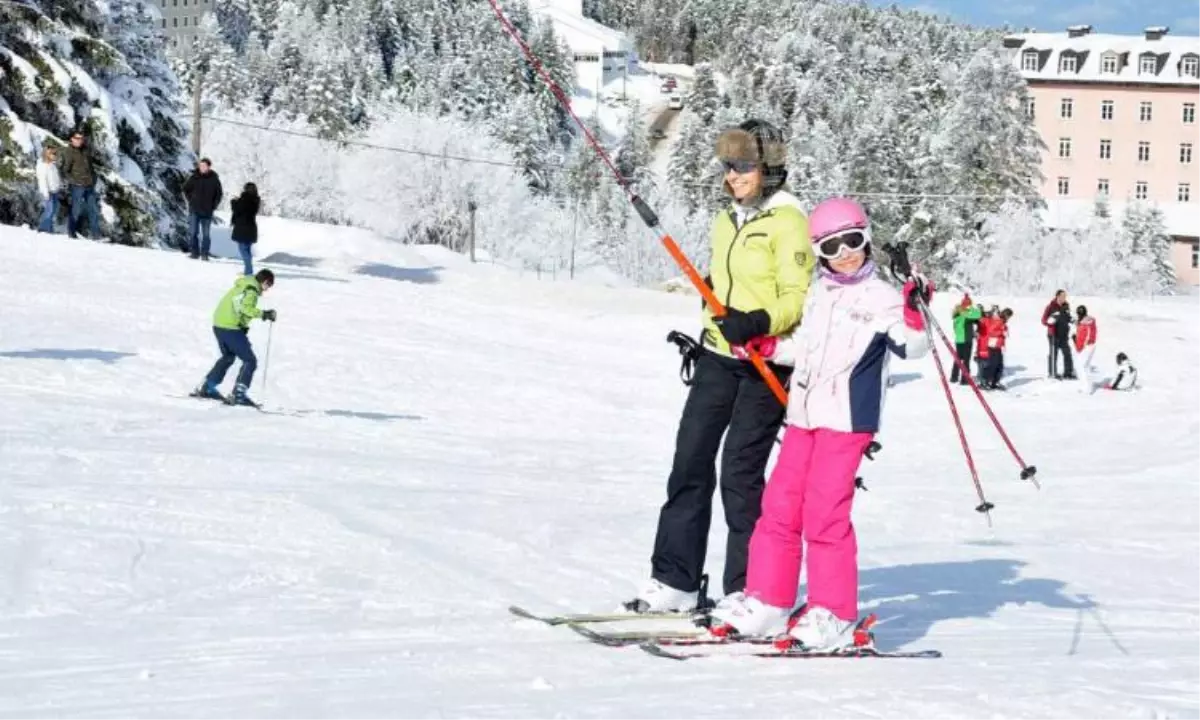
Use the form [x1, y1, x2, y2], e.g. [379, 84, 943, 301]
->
[950, 342, 972, 384]
[1048, 335, 1074, 378]
[651, 350, 791, 597]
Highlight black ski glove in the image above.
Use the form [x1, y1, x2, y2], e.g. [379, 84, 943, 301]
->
[714, 307, 770, 346]
[262, 309, 277, 322]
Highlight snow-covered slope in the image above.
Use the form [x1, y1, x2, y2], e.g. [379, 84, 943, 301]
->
[0, 222, 1197, 718]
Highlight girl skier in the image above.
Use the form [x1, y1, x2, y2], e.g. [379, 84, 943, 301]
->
[711, 197, 931, 650]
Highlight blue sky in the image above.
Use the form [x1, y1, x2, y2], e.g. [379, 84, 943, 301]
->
[873, 0, 1200, 36]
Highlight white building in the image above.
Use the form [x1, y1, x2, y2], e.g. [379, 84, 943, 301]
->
[529, 0, 636, 98]
[155, 0, 213, 48]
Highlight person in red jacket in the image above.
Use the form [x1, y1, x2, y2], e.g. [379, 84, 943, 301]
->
[1073, 305, 1098, 394]
[980, 308, 1007, 390]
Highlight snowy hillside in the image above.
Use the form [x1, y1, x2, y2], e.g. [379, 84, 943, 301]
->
[0, 223, 1197, 717]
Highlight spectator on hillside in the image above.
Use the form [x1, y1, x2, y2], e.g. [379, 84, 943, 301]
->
[950, 293, 980, 385]
[35, 146, 62, 234]
[230, 182, 260, 276]
[1041, 289, 1074, 379]
[183, 158, 223, 261]
[60, 131, 101, 240]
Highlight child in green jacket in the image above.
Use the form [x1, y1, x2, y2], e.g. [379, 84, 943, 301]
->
[193, 269, 277, 405]
[950, 293, 981, 385]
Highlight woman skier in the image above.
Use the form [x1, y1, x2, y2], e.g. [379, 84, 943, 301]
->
[628, 119, 816, 613]
[710, 197, 931, 650]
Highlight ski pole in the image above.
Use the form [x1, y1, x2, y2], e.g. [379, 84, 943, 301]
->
[484, 0, 789, 408]
[881, 243, 994, 521]
[917, 304, 1039, 488]
[882, 243, 1038, 488]
[261, 321, 273, 406]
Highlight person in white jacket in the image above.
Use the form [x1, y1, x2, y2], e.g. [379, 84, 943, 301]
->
[711, 197, 931, 651]
[35, 146, 62, 233]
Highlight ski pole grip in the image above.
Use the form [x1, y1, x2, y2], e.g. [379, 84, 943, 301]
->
[631, 195, 660, 229]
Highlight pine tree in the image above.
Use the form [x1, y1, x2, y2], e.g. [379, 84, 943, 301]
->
[1122, 203, 1176, 295]
[685, 62, 721, 124]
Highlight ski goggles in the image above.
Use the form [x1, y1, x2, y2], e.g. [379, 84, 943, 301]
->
[814, 227, 871, 260]
[720, 158, 759, 174]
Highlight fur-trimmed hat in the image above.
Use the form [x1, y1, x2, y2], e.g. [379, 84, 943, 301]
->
[715, 119, 788, 197]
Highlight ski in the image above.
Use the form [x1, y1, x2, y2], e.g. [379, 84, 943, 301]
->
[508, 605, 697, 627]
[639, 641, 942, 661]
[180, 390, 227, 403]
[566, 623, 711, 647]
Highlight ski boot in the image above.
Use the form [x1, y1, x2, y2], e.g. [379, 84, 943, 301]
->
[191, 382, 225, 401]
[777, 606, 859, 652]
[225, 384, 259, 408]
[708, 594, 791, 638]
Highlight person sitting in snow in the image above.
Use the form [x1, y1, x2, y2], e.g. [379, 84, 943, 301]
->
[1107, 352, 1138, 391]
[193, 269, 277, 406]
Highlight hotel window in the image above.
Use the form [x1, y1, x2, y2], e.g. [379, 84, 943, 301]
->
[1058, 138, 1072, 158]
[1057, 177, 1070, 196]
[1099, 139, 1112, 159]
[1140, 101, 1153, 122]
[1179, 183, 1192, 202]
[1138, 142, 1151, 162]
[1183, 56, 1199, 78]
[1182, 143, 1193, 164]
[1022, 49, 1039, 71]
[1192, 240, 1199, 269]
[1135, 181, 1148, 200]
[172, 16, 177, 25]
[1061, 97, 1074, 118]
[160, 18, 165, 27]
[1060, 54, 1077, 73]
[1139, 54, 1157, 74]
[1186, 103, 1196, 123]
[1097, 179, 1110, 195]
[1101, 54, 1118, 73]
[1023, 97, 1035, 120]
[1100, 100, 1113, 120]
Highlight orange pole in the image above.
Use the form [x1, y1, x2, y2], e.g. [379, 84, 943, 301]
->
[660, 234, 790, 407]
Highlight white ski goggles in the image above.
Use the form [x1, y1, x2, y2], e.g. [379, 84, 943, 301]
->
[814, 227, 871, 260]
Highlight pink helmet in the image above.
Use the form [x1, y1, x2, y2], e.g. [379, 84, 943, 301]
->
[808, 197, 869, 243]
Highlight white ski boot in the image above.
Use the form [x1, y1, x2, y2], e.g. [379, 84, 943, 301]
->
[624, 578, 699, 614]
[787, 606, 857, 651]
[709, 594, 791, 637]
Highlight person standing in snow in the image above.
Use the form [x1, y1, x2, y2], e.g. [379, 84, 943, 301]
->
[230, 183, 260, 276]
[60, 131, 102, 240]
[1041, 290, 1074, 379]
[194, 269, 277, 406]
[949, 294, 980, 385]
[183, 158, 223, 261]
[35, 146, 62, 234]
[1073, 305, 1098, 393]
[979, 307, 1008, 390]
[711, 197, 930, 650]
[628, 119, 815, 614]
[1108, 352, 1138, 390]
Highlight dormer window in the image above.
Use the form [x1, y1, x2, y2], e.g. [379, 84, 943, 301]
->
[1022, 49, 1039, 71]
[1182, 54, 1199, 78]
[1101, 53, 1118, 73]
[1140, 53, 1158, 74]
[1059, 53, 1078, 73]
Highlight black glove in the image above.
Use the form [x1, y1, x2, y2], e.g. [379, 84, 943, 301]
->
[261, 309, 277, 322]
[714, 307, 770, 346]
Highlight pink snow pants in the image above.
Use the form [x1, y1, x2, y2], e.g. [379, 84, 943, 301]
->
[745, 426, 873, 621]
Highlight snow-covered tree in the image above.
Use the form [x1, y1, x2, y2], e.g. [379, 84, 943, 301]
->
[1122, 203, 1176, 295]
[1, 0, 191, 244]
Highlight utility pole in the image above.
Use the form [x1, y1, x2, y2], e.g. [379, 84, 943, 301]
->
[467, 199, 477, 263]
[191, 64, 206, 156]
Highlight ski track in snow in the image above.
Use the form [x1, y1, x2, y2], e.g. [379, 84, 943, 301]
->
[0, 224, 1196, 718]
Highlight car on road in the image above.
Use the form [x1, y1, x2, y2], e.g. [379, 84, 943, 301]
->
[667, 94, 683, 110]
[650, 128, 667, 140]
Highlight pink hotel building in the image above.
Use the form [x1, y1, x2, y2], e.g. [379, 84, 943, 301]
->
[1004, 26, 1200, 285]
